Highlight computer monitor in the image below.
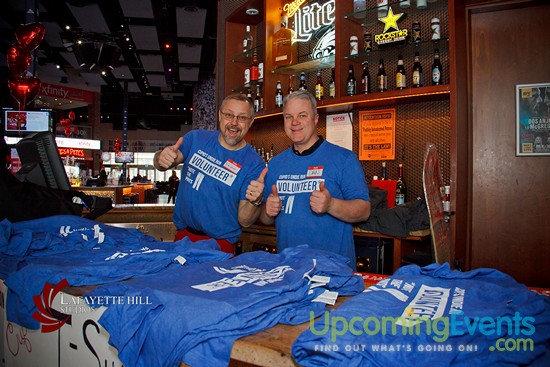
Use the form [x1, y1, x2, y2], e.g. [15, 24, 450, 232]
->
[15, 131, 71, 190]
[4, 109, 51, 137]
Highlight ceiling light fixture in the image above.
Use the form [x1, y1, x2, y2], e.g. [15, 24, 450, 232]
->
[246, 8, 259, 15]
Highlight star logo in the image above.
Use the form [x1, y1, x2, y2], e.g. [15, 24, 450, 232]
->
[379, 7, 404, 33]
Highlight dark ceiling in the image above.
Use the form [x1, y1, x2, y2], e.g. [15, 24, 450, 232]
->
[0, 0, 218, 130]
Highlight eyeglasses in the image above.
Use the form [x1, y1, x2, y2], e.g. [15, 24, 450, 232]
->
[220, 111, 252, 123]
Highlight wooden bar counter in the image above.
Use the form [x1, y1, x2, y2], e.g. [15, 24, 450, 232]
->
[74, 185, 133, 204]
[130, 182, 155, 203]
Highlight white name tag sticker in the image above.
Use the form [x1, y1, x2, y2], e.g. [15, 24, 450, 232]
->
[224, 159, 242, 174]
[307, 166, 323, 178]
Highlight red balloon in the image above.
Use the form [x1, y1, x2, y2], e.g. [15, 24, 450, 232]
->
[15, 22, 45, 51]
[64, 126, 72, 137]
[7, 44, 31, 76]
[114, 138, 122, 154]
[68, 110, 76, 121]
[9, 76, 41, 109]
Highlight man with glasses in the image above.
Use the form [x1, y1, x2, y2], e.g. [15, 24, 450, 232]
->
[154, 93, 266, 253]
[259, 90, 371, 268]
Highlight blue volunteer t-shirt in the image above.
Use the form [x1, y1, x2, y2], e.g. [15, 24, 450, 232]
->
[264, 139, 370, 266]
[88, 246, 365, 367]
[292, 263, 550, 367]
[174, 129, 265, 243]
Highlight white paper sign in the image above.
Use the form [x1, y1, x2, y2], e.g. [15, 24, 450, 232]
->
[326, 113, 353, 151]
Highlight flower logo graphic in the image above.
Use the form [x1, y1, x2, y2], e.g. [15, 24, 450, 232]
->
[32, 279, 72, 333]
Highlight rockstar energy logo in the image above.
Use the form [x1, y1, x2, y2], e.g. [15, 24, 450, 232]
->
[375, 7, 408, 45]
[375, 29, 409, 45]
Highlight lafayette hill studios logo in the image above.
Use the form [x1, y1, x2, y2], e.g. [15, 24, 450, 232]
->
[32, 279, 71, 333]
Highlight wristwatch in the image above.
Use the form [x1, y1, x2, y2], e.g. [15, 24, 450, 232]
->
[250, 198, 263, 207]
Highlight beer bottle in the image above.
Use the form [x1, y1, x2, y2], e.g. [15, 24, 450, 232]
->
[381, 161, 387, 180]
[412, 52, 423, 87]
[377, 59, 387, 92]
[360, 61, 370, 94]
[395, 163, 407, 205]
[275, 81, 283, 108]
[254, 84, 263, 112]
[299, 72, 307, 90]
[329, 68, 336, 98]
[315, 70, 324, 100]
[346, 64, 356, 96]
[287, 75, 294, 95]
[431, 49, 443, 85]
[395, 55, 406, 90]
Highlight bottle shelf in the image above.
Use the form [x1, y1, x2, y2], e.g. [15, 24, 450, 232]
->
[345, 0, 447, 28]
[271, 54, 335, 76]
[253, 84, 450, 120]
[345, 38, 448, 64]
[231, 45, 264, 63]
[231, 79, 264, 93]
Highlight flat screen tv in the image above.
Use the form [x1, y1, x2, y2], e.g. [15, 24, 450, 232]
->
[4, 110, 51, 136]
[115, 151, 134, 163]
[15, 131, 71, 190]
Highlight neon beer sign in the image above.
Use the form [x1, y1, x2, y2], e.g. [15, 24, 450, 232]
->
[284, 0, 335, 43]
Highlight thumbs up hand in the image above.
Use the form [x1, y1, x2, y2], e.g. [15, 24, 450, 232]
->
[246, 167, 267, 204]
[266, 184, 282, 217]
[157, 137, 183, 169]
[310, 181, 331, 214]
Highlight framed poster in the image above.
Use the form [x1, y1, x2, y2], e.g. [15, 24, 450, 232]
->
[358, 108, 396, 161]
[516, 82, 550, 156]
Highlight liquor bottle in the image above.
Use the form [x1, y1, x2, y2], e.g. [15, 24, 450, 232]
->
[377, 59, 387, 92]
[431, 48, 443, 85]
[443, 185, 451, 212]
[243, 25, 253, 53]
[431, 18, 441, 40]
[380, 161, 387, 180]
[412, 52, 423, 87]
[412, 22, 421, 44]
[272, 11, 296, 67]
[360, 61, 370, 94]
[363, 31, 372, 52]
[275, 81, 283, 108]
[395, 55, 406, 90]
[329, 68, 336, 98]
[299, 72, 307, 90]
[346, 64, 356, 96]
[288, 75, 294, 95]
[253, 84, 263, 112]
[250, 51, 259, 82]
[314, 70, 324, 100]
[246, 89, 252, 101]
[395, 163, 407, 205]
